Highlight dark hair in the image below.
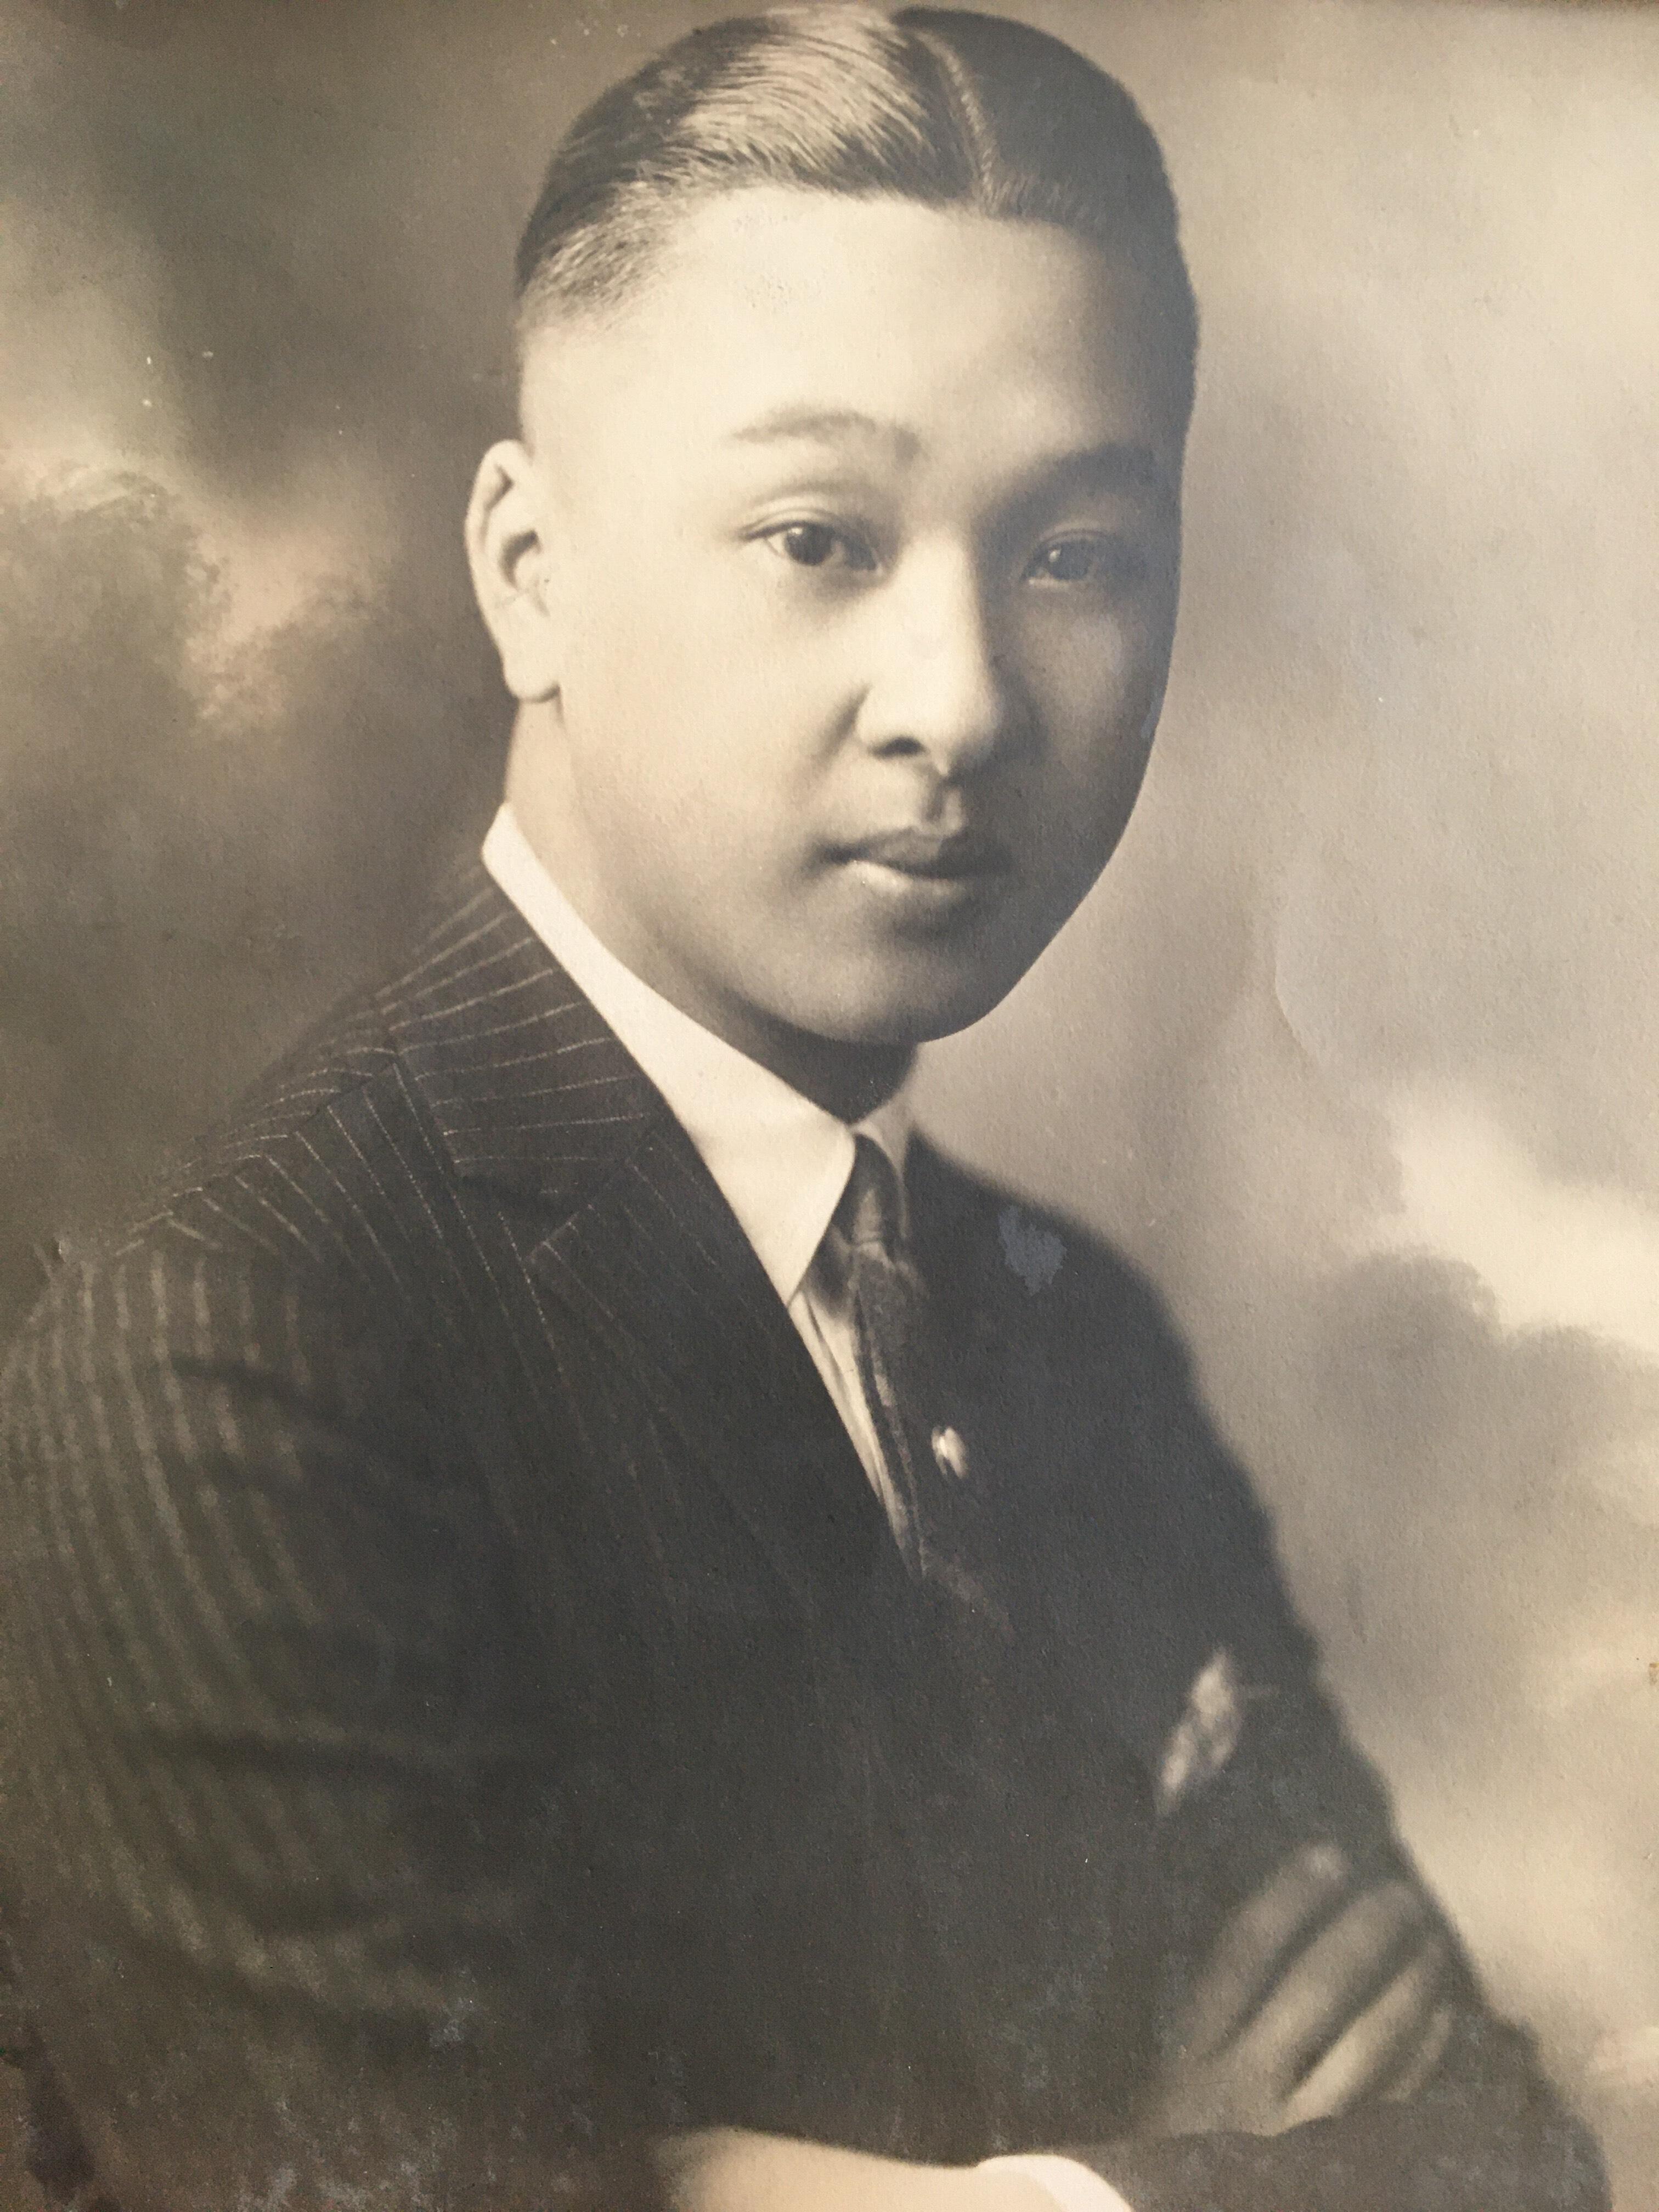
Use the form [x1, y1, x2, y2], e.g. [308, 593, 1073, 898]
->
[514, 5, 1198, 424]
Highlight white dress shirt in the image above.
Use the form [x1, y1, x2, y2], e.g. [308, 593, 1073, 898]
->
[482, 802, 1132, 2212]
[483, 803, 915, 1538]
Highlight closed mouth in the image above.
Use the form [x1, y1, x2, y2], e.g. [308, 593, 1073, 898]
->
[835, 827, 1015, 881]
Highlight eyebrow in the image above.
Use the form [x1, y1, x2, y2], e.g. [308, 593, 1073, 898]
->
[726, 406, 919, 459]
[1046, 443, 1170, 498]
[726, 407, 1170, 501]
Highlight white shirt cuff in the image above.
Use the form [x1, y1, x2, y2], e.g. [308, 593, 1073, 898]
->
[978, 2152, 1135, 2212]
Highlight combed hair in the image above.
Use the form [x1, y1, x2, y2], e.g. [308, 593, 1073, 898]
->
[514, 4, 1198, 423]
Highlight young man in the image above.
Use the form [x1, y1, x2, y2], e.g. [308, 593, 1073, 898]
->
[0, 10, 1604, 2211]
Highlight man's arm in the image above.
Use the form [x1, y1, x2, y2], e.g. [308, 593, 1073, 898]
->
[0, 1223, 655, 2212]
[0, 1200, 1606, 2212]
[890, 1724, 1598, 2212]
[1052, 1314, 1609, 2212]
[632, 1841, 1449, 2212]
[643, 1437, 1602, 2212]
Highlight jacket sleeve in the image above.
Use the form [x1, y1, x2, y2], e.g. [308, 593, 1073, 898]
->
[0, 1220, 664, 2212]
[1084, 1669, 1611, 2210]
[1057, 1271, 1609, 2212]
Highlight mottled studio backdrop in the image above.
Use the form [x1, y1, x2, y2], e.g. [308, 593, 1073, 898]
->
[2, 0, 1657, 2204]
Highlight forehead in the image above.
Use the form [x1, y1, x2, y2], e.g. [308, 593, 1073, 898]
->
[521, 188, 1187, 487]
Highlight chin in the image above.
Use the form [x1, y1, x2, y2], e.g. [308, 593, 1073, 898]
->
[807, 949, 1033, 1050]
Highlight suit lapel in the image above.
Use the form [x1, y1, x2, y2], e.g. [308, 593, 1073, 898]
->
[527, 1118, 889, 1613]
[382, 862, 663, 1204]
[388, 863, 888, 1616]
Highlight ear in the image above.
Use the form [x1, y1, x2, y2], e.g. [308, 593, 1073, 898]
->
[465, 439, 563, 702]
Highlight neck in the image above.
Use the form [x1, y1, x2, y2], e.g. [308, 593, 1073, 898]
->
[748, 1030, 914, 1126]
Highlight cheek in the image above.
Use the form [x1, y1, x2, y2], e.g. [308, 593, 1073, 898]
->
[567, 631, 819, 887]
[1031, 620, 1163, 780]
[1018, 622, 1169, 891]
[567, 545, 792, 738]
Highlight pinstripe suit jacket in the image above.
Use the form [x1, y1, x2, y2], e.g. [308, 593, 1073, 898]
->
[0, 867, 1604, 2212]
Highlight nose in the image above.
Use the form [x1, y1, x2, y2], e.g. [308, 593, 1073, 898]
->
[856, 550, 1020, 779]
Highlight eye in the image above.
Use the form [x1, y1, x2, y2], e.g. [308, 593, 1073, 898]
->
[764, 521, 878, 573]
[1025, 534, 1147, 589]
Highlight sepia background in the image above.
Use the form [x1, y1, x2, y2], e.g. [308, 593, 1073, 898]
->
[3, 0, 1657, 2203]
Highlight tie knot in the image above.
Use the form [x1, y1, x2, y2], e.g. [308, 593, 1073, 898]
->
[838, 1133, 907, 1259]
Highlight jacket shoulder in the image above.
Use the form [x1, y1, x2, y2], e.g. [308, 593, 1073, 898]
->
[910, 1137, 1195, 1383]
[7, 874, 514, 1363]
[171, 866, 509, 1199]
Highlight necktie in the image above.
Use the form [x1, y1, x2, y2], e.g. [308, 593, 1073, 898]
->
[835, 1136, 1009, 1637]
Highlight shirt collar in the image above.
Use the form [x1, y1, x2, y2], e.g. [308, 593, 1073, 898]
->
[482, 802, 911, 1306]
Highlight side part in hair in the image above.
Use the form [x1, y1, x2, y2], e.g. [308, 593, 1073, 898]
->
[513, 4, 1197, 422]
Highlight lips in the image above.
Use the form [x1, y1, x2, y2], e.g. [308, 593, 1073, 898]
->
[836, 826, 1014, 881]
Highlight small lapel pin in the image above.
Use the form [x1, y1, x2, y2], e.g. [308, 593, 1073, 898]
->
[930, 1424, 970, 1482]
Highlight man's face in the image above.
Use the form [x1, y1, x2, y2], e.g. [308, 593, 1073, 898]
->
[509, 188, 1185, 1071]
